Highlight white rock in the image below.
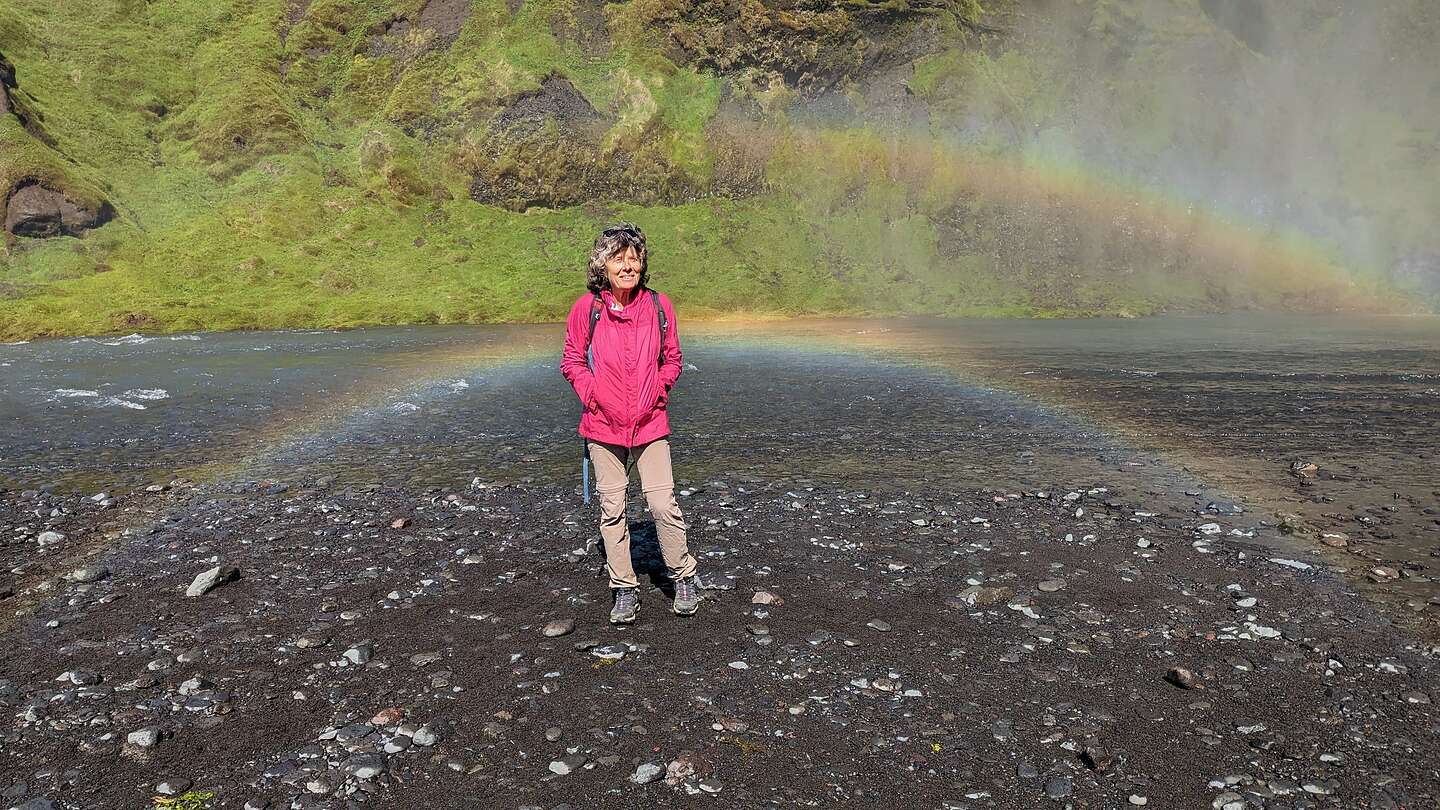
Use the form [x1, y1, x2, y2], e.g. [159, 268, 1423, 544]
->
[1269, 558, 1313, 571]
[632, 762, 664, 784]
[127, 727, 161, 748]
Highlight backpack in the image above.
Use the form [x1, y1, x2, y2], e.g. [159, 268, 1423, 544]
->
[585, 289, 668, 370]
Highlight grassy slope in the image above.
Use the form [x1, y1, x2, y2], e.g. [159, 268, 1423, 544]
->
[0, 0, 1420, 340]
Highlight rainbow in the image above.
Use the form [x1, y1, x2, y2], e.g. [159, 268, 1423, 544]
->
[787, 127, 1407, 312]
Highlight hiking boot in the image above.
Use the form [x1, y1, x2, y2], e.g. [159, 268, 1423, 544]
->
[673, 575, 702, 616]
[610, 587, 640, 624]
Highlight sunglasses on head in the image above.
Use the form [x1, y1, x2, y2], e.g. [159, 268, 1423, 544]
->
[602, 225, 640, 238]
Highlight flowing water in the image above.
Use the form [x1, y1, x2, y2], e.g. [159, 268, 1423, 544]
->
[2, 316, 1437, 606]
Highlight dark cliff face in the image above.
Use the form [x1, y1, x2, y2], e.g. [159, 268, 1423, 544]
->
[0, 51, 14, 116]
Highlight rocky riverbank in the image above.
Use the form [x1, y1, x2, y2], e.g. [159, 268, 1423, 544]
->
[3, 469, 1438, 809]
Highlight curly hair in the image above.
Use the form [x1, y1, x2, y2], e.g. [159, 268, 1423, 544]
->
[586, 222, 649, 294]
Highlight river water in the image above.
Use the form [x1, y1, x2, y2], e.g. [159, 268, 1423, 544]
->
[2, 316, 1437, 607]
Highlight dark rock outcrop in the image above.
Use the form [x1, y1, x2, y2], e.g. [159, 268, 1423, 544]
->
[418, 0, 471, 42]
[467, 75, 705, 211]
[494, 74, 604, 137]
[0, 52, 13, 117]
[3, 182, 114, 238]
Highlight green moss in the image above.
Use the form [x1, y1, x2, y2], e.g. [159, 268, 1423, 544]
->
[654, 67, 723, 175]
[164, 1, 305, 176]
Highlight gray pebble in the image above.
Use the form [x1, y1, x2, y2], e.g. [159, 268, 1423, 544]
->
[631, 762, 664, 784]
[543, 618, 576, 637]
[155, 779, 192, 796]
[126, 726, 162, 749]
[548, 754, 587, 776]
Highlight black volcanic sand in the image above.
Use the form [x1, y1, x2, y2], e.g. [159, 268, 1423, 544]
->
[2, 470, 1438, 810]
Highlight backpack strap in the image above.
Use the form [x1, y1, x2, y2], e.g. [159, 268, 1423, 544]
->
[587, 291, 667, 369]
[651, 289, 667, 367]
[585, 293, 603, 370]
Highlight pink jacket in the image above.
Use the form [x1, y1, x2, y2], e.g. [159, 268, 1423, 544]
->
[560, 288, 682, 448]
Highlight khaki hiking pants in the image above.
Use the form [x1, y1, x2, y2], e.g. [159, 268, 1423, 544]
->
[589, 438, 697, 589]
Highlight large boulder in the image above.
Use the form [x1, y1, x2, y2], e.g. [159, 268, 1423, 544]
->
[3, 182, 113, 238]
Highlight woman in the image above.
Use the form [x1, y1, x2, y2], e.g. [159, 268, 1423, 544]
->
[560, 223, 701, 624]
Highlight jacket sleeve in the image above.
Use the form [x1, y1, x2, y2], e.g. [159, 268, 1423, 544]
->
[560, 296, 596, 406]
[657, 293, 682, 391]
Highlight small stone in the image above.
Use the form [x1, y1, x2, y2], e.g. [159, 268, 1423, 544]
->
[370, 707, 405, 726]
[155, 779, 192, 796]
[185, 565, 240, 597]
[347, 754, 386, 780]
[632, 762, 664, 784]
[126, 727, 162, 749]
[954, 585, 1013, 607]
[549, 754, 587, 776]
[411, 725, 439, 746]
[746, 624, 770, 636]
[344, 642, 373, 665]
[57, 669, 101, 686]
[410, 651, 442, 667]
[66, 565, 109, 584]
[390, 517, 411, 529]
[866, 619, 892, 632]
[728, 661, 749, 670]
[1037, 578, 1067, 593]
[544, 727, 563, 742]
[542, 619, 576, 638]
[1129, 795, 1149, 806]
[1213, 791, 1246, 809]
[333, 723, 375, 743]
[751, 591, 784, 606]
[1080, 740, 1114, 772]
[666, 752, 700, 784]
[36, 531, 65, 547]
[1043, 773, 1073, 799]
[178, 676, 212, 695]
[1165, 667, 1202, 689]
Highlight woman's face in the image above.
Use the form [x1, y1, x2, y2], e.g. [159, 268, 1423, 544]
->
[605, 245, 642, 294]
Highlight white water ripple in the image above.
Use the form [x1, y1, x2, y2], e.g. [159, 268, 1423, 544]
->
[124, 388, 170, 401]
[101, 397, 147, 410]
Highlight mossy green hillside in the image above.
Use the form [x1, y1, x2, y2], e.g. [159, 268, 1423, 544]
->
[0, 0, 1431, 340]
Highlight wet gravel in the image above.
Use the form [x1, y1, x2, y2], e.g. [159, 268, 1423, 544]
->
[2, 470, 1438, 809]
